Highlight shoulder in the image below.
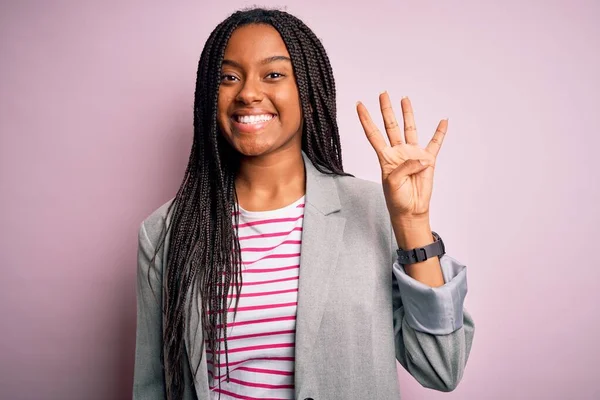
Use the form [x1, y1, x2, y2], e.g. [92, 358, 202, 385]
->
[329, 174, 393, 259]
[332, 174, 388, 219]
[334, 173, 383, 194]
[139, 197, 175, 249]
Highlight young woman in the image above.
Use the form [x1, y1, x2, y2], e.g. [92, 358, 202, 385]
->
[133, 8, 474, 400]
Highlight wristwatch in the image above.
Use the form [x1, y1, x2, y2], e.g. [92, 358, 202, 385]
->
[396, 231, 446, 265]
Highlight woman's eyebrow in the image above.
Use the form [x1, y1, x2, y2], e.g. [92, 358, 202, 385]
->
[222, 59, 243, 68]
[260, 55, 291, 65]
[222, 56, 291, 68]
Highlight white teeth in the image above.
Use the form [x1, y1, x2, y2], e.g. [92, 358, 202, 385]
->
[237, 114, 274, 124]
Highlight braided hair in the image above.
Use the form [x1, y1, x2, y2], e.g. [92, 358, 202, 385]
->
[149, 7, 350, 399]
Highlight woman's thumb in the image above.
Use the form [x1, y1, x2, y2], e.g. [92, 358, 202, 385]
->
[388, 159, 430, 182]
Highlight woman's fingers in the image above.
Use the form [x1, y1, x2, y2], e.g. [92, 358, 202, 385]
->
[379, 92, 404, 146]
[401, 97, 419, 145]
[356, 101, 387, 155]
[359, 96, 446, 159]
[425, 119, 448, 157]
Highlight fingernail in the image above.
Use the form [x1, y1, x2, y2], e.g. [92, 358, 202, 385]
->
[356, 101, 361, 106]
[401, 96, 408, 99]
[419, 159, 429, 166]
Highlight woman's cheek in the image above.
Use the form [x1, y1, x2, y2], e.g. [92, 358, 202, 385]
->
[277, 86, 302, 125]
[216, 94, 233, 133]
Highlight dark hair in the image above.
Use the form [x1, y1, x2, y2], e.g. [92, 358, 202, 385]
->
[150, 7, 349, 399]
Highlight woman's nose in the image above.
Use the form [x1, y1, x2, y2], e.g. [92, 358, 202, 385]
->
[235, 78, 263, 104]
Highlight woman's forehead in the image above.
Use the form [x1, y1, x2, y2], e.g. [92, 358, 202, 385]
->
[223, 24, 290, 63]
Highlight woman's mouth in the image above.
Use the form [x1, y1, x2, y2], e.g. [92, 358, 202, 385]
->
[231, 113, 276, 133]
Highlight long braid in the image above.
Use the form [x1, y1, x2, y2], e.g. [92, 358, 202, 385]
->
[147, 8, 352, 400]
[272, 16, 345, 174]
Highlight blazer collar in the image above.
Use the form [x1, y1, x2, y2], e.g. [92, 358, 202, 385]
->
[302, 151, 341, 216]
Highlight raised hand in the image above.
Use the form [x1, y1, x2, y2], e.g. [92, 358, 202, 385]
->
[356, 92, 448, 219]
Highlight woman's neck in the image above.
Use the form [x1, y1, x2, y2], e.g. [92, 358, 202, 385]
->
[235, 149, 306, 212]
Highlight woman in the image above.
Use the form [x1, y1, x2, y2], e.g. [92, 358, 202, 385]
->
[134, 7, 474, 400]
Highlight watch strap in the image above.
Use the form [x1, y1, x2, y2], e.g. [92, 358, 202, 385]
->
[396, 231, 445, 265]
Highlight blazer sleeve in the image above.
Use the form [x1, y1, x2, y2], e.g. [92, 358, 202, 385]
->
[133, 221, 166, 399]
[390, 225, 475, 392]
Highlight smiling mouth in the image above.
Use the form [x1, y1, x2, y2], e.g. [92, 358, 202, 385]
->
[234, 114, 276, 124]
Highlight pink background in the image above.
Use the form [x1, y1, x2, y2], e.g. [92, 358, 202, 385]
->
[1, 1, 599, 399]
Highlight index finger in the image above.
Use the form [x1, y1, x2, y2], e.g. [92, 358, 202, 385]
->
[356, 101, 387, 154]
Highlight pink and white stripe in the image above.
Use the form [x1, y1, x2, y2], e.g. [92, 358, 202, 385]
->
[207, 196, 305, 400]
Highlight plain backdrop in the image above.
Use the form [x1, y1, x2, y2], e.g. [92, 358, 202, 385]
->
[1, 1, 599, 399]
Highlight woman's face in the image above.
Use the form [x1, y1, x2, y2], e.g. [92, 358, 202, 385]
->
[217, 24, 303, 157]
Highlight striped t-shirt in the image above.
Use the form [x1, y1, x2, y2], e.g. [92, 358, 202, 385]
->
[208, 196, 305, 400]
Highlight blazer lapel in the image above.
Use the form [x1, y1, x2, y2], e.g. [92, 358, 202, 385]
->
[294, 154, 346, 385]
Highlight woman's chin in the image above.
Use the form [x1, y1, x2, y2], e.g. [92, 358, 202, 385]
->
[232, 140, 275, 157]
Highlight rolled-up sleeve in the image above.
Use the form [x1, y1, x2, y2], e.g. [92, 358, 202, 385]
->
[389, 220, 474, 392]
[393, 254, 468, 335]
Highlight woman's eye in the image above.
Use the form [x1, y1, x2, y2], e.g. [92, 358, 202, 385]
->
[220, 74, 238, 82]
[266, 72, 284, 79]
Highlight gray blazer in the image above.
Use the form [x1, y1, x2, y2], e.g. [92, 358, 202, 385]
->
[134, 154, 475, 400]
